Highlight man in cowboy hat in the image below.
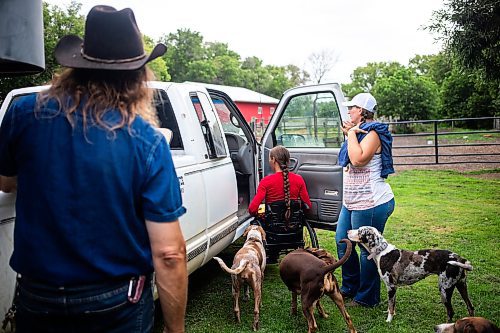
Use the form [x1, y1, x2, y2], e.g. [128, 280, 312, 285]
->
[0, 5, 187, 333]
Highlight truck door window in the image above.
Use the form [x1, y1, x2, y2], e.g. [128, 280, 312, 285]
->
[211, 97, 245, 139]
[275, 92, 343, 148]
[190, 93, 227, 158]
[153, 89, 183, 150]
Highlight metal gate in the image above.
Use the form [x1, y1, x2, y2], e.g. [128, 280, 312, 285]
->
[387, 117, 500, 166]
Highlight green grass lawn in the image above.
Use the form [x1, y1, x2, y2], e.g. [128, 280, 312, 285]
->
[155, 170, 500, 333]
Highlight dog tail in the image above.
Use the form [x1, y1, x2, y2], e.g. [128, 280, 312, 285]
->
[213, 257, 249, 275]
[447, 260, 473, 271]
[321, 239, 352, 275]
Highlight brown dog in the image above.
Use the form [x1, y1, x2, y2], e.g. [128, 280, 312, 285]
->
[213, 224, 266, 331]
[279, 240, 356, 333]
[435, 317, 499, 333]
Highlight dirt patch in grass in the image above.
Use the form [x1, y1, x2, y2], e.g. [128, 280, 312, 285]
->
[465, 172, 500, 180]
[429, 225, 456, 234]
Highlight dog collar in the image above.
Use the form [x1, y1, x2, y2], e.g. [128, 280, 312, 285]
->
[248, 236, 263, 244]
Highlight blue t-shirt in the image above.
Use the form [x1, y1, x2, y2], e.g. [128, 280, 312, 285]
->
[0, 93, 186, 285]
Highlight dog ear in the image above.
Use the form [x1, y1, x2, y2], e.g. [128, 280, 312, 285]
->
[308, 248, 320, 256]
[243, 226, 250, 238]
[462, 322, 478, 333]
[361, 228, 379, 248]
[258, 225, 266, 241]
[359, 228, 369, 243]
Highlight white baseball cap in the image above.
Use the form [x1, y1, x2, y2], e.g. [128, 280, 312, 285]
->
[342, 92, 377, 113]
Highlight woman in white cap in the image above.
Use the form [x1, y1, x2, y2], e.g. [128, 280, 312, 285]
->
[335, 92, 395, 307]
[0, 5, 186, 333]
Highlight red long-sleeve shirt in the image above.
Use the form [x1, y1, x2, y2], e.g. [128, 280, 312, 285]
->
[248, 172, 312, 216]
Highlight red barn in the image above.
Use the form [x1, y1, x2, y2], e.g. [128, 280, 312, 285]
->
[202, 83, 279, 129]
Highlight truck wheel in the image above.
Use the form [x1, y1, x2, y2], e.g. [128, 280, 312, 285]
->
[303, 221, 319, 248]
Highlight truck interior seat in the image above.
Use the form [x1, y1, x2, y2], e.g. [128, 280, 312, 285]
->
[225, 133, 253, 175]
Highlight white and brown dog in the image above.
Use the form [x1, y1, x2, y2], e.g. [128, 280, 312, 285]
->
[347, 226, 474, 323]
[214, 224, 266, 331]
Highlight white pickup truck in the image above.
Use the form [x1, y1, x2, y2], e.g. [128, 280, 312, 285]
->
[0, 81, 348, 326]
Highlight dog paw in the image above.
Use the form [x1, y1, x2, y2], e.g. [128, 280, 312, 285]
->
[386, 314, 393, 322]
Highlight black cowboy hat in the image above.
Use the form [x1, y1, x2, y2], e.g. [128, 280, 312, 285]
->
[55, 5, 166, 70]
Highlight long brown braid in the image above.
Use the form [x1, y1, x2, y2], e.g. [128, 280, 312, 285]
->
[270, 145, 291, 222]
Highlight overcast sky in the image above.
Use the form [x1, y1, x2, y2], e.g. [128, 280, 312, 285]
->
[46, 0, 445, 84]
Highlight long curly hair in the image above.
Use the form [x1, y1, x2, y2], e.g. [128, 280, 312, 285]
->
[37, 67, 159, 133]
[270, 145, 291, 221]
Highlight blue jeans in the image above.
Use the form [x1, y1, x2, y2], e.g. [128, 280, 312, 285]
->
[15, 275, 154, 333]
[335, 198, 395, 306]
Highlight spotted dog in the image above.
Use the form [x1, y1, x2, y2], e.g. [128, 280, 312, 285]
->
[214, 225, 266, 331]
[347, 226, 474, 323]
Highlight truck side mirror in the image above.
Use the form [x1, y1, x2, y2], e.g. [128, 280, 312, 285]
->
[0, 0, 45, 76]
[230, 114, 241, 128]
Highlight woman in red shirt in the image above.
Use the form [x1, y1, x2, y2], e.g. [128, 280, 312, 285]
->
[249, 145, 312, 218]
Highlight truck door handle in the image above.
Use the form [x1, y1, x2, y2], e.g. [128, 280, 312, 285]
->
[289, 158, 298, 170]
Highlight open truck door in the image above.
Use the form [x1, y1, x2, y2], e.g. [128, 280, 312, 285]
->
[261, 83, 348, 230]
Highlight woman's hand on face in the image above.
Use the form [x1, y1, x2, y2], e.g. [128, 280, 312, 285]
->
[341, 121, 355, 135]
[348, 123, 368, 134]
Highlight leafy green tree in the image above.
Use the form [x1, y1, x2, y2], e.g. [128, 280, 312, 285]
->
[262, 65, 291, 99]
[440, 68, 498, 120]
[0, 1, 85, 101]
[205, 42, 240, 60]
[199, 42, 244, 85]
[239, 57, 301, 98]
[428, 0, 500, 80]
[43, 1, 85, 77]
[408, 53, 453, 87]
[373, 68, 439, 121]
[0, 2, 308, 105]
[211, 55, 243, 86]
[185, 59, 217, 83]
[240, 57, 268, 91]
[160, 28, 205, 82]
[241, 56, 263, 70]
[158, 28, 307, 98]
[317, 100, 339, 118]
[341, 61, 405, 98]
